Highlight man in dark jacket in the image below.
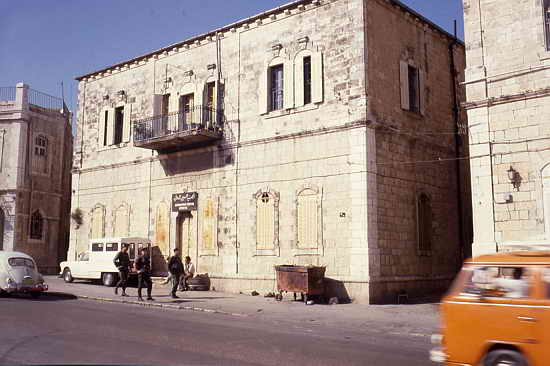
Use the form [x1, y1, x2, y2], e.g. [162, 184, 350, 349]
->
[134, 248, 154, 301]
[113, 244, 130, 296]
[167, 248, 184, 299]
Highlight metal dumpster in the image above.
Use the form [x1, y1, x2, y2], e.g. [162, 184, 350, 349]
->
[274, 265, 325, 303]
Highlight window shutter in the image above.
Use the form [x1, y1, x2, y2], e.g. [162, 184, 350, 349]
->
[400, 61, 410, 110]
[153, 94, 163, 116]
[312, 52, 324, 104]
[123, 104, 132, 142]
[106, 107, 115, 145]
[419, 69, 426, 116]
[99, 108, 106, 147]
[283, 59, 294, 109]
[259, 62, 269, 115]
[295, 56, 305, 107]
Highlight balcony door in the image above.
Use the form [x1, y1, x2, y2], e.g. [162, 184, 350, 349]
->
[179, 93, 194, 130]
[0, 208, 4, 250]
[161, 94, 170, 133]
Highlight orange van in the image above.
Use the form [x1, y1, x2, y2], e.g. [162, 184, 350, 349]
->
[431, 251, 550, 366]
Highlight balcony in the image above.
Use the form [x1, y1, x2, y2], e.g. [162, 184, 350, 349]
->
[133, 106, 223, 152]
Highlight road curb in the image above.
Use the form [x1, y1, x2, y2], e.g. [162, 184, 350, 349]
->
[76, 295, 248, 317]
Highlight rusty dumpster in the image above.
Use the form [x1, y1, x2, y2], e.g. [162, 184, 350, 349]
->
[274, 265, 325, 303]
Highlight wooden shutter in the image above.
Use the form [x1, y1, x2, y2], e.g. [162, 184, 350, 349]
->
[312, 52, 324, 104]
[256, 197, 275, 250]
[400, 61, 410, 110]
[297, 193, 318, 249]
[295, 56, 305, 107]
[98, 108, 107, 147]
[153, 94, 163, 116]
[259, 62, 269, 114]
[419, 69, 426, 116]
[283, 59, 294, 109]
[106, 107, 115, 145]
[123, 104, 132, 142]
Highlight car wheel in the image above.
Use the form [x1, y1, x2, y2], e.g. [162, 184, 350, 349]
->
[30, 292, 41, 299]
[63, 268, 74, 283]
[484, 349, 528, 366]
[101, 273, 118, 287]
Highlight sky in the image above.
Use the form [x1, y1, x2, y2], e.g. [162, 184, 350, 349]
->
[0, 0, 464, 114]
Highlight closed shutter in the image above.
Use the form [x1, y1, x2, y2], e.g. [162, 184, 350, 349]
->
[106, 107, 115, 145]
[259, 62, 269, 114]
[400, 61, 410, 110]
[297, 193, 318, 249]
[256, 198, 275, 250]
[419, 69, 426, 116]
[295, 56, 305, 107]
[153, 94, 163, 116]
[283, 59, 294, 109]
[311, 52, 324, 104]
[98, 108, 107, 147]
[123, 104, 132, 142]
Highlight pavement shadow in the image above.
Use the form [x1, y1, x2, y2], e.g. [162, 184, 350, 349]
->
[1, 292, 78, 302]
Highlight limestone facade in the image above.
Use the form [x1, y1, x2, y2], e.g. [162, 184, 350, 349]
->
[0, 83, 73, 274]
[71, 0, 470, 303]
[464, 0, 550, 255]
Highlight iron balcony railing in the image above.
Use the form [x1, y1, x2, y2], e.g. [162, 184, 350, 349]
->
[28, 88, 64, 111]
[134, 105, 223, 143]
[0, 87, 16, 102]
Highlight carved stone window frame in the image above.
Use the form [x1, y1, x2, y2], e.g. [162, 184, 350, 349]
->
[89, 203, 106, 239]
[251, 188, 280, 257]
[112, 202, 131, 238]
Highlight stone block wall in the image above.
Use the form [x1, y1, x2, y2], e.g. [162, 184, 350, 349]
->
[464, 0, 550, 254]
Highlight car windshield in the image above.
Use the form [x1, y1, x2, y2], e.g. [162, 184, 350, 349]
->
[8, 257, 35, 268]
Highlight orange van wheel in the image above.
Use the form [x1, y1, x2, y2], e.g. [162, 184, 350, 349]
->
[484, 349, 527, 366]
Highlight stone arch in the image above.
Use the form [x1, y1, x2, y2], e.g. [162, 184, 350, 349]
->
[113, 202, 130, 238]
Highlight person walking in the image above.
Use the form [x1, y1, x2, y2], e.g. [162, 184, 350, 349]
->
[113, 244, 131, 297]
[167, 248, 184, 299]
[134, 248, 154, 301]
[182, 256, 196, 291]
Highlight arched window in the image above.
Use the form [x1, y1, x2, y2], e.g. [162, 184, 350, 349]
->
[256, 192, 276, 250]
[113, 204, 130, 237]
[417, 193, 432, 254]
[90, 205, 105, 239]
[33, 135, 49, 174]
[30, 210, 44, 240]
[297, 188, 319, 249]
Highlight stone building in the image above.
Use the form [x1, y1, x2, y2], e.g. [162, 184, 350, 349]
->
[464, 0, 550, 255]
[70, 0, 470, 303]
[0, 83, 73, 274]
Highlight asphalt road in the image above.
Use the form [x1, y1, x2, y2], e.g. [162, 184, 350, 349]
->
[0, 293, 434, 366]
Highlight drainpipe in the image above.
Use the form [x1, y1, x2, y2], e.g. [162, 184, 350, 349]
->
[449, 21, 466, 265]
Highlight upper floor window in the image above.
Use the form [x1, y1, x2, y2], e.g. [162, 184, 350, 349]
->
[400, 61, 424, 115]
[33, 135, 49, 174]
[30, 210, 44, 240]
[417, 193, 432, 255]
[113, 106, 124, 145]
[303, 56, 312, 105]
[545, 0, 550, 50]
[270, 65, 284, 112]
[99, 104, 131, 148]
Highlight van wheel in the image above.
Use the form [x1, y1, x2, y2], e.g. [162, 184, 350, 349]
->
[63, 268, 74, 283]
[484, 349, 528, 366]
[102, 273, 118, 287]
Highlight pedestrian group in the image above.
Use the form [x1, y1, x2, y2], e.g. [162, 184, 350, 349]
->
[114, 244, 195, 301]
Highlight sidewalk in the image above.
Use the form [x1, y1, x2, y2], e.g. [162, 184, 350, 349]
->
[44, 276, 441, 338]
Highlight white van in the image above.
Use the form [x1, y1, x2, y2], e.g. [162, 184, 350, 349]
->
[59, 237, 151, 287]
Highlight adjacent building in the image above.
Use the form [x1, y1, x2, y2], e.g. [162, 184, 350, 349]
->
[70, 0, 471, 303]
[0, 83, 73, 274]
[464, 0, 550, 255]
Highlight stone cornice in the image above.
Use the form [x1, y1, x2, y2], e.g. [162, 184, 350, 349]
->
[462, 86, 550, 110]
